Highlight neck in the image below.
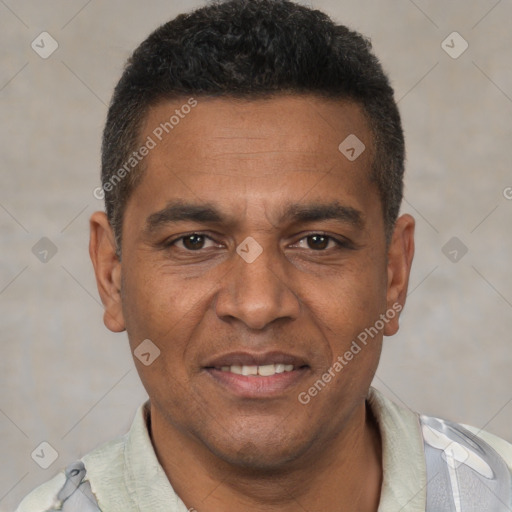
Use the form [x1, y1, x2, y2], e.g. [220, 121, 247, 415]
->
[150, 400, 382, 512]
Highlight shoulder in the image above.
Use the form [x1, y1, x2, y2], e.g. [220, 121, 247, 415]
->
[15, 402, 153, 511]
[368, 387, 512, 463]
[14, 433, 128, 512]
[15, 472, 66, 512]
[419, 411, 512, 472]
[461, 423, 512, 472]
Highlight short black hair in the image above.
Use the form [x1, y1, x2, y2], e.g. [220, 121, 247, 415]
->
[101, 0, 404, 254]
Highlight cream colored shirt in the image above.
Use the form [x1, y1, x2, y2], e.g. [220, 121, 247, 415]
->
[16, 387, 512, 511]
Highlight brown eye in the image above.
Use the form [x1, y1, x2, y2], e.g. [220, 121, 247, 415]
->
[294, 234, 343, 251]
[291, 233, 354, 252]
[307, 234, 330, 250]
[181, 234, 206, 250]
[164, 232, 223, 254]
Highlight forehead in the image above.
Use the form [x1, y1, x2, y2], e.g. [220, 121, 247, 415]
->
[141, 95, 373, 170]
[128, 94, 379, 231]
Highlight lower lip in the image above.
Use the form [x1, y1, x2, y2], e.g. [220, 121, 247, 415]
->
[204, 368, 309, 398]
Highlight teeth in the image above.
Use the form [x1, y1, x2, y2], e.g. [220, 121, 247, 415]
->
[219, 364, 296, 376]
[258, 364, 276, 376]
[242, 365, 258, 376]
[230, 365, 243, 375]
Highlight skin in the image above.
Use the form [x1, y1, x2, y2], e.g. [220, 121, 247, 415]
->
[90, 94, 415, 512]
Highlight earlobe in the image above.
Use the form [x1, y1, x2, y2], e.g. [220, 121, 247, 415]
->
[89, 212, 126, 333]
[383, 214, 415, 336]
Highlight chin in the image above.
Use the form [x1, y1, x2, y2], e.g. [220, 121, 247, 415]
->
[204, 430, 312, 473]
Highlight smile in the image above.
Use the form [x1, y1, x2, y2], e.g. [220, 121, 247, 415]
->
[218, 364, 295, 376]
[204, 366, 309, 398]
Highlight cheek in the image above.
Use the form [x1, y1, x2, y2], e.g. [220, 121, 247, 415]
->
[121, 262, 210, 369]
[121, 256, 177, 316]
[308, 261, 387, 357]
[121, 270, 196, 402]
[321, 261, 386, 318]
[120, 260, 180, 352]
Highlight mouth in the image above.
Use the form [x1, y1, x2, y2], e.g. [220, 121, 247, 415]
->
[202, 352, 310, 398]
[216, 363, 298, 376]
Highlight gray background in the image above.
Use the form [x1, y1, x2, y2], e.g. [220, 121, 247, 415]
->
[1, 0, 511, 509]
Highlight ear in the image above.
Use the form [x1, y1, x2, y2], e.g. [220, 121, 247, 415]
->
[89, 211, 126, 332]
[383, 214, 415, 336]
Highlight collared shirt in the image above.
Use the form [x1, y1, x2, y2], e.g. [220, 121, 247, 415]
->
[16, 387, 512, 511]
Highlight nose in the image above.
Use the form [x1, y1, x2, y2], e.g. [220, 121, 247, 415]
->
[214, 238, 301, 330]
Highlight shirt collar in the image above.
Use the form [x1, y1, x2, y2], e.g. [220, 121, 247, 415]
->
[121, 401, 189, 511]
[367, 387, 427, 511]
[121, 387, 427, 511]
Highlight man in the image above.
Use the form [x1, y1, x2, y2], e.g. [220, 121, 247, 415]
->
[16, 0, 512, 511]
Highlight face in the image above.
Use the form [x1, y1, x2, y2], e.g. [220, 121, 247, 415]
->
[90, 94, 414, 470]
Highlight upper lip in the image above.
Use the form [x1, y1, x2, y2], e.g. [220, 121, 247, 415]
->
[203, 351, 310, 368]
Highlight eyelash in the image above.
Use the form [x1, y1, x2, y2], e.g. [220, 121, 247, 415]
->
[164, 232, 352, 252]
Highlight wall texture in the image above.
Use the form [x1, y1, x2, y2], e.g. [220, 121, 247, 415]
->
[1, 0, 511, 509]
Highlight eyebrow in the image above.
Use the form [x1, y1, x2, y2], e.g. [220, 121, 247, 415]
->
[144, 199, 364, 234]
[278, 201, 364, 229]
